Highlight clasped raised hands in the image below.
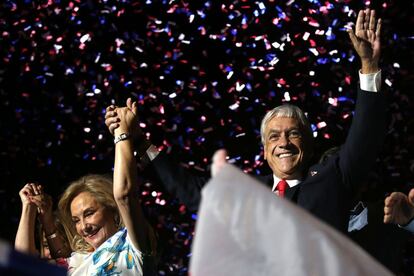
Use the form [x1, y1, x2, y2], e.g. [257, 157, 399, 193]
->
[19, 183, 53, 222]
[105, 98, 141, 139]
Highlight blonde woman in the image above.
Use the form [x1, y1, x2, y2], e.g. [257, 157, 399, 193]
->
[58, 100, 156, 275]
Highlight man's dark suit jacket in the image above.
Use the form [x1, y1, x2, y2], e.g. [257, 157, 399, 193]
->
[151, 87, 386, 233]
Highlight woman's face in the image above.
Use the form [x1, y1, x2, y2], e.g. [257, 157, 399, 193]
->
[70, 192, 118, 250]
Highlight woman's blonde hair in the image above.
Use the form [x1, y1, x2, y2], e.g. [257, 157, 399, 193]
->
[58, 174, 123, 253]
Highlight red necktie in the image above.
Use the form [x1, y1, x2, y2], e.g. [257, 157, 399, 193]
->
[276, 179, 289, 198]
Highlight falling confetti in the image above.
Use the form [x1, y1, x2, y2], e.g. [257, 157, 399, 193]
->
[0, 0, 413, 273]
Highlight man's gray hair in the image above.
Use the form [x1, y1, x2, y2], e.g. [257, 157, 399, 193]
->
[260, 104, 313, 145]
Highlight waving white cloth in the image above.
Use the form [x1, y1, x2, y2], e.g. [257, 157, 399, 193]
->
[190, 164, 392, 276]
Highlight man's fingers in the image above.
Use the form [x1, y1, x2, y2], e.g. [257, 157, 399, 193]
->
[383, 206, 392, 215]
[211, 149, 228, 177]
[408, 189, 414, 205]
[368, 9, 376, 30]
[24, 183, 34, 192]
[384, 192, 400, 206]
[347, 29, 358, 46]
[384, 214, 391, 224]
[362, 9, 371, 31]
[355, 10, 364, 32]
[30, 183, 40, 195]
[126, 98, 138, 115]
[106, 105, 116, 113]
[384, 195, 392, 206]
[213, 149, 228, 164]
[126, 98, 132, 109]
[132, 101, 138, 115]
[375, 18, 382, 37]
[364, 8, 370, 21]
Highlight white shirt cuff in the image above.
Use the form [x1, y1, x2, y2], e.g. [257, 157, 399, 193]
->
[359, 70, 381, 92]
[401, 219, 414, 234]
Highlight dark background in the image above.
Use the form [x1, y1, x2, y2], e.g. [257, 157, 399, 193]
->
[1, 0, 413, 274]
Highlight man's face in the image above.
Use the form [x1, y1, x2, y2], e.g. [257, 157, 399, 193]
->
[263, 116, 310, 179]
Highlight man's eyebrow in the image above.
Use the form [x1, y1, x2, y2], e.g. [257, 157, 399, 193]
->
[267, 129, 281, 135]
[267, 127, 300, 134]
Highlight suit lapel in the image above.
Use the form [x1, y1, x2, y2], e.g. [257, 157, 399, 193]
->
[284, 184, 300, 202]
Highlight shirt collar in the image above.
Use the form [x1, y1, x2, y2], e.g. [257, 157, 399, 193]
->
[272, 175, 301, 192]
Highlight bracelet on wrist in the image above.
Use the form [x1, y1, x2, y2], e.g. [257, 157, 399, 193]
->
[114, 133, 130, 144]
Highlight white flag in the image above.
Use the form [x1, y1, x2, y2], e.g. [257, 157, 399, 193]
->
[190, 164, 393, 276]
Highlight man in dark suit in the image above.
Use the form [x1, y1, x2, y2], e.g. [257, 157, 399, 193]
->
[105, 9, 384, 233]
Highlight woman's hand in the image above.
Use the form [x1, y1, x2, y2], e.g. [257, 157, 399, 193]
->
[19, 183, 39, 209]
[30, 188, 54, 225]
[113, 98, 139, 138]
